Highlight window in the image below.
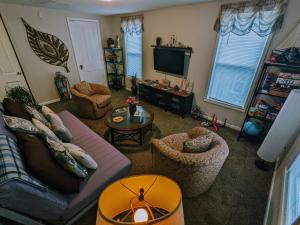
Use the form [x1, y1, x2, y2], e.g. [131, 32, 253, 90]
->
[124, 32, 142, 79]
[286, 153, 300, 225]
[207, 31, 270, 109]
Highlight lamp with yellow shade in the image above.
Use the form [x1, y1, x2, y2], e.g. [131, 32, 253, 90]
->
[96, 175, 185, 225]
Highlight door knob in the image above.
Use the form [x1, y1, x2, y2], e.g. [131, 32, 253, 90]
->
[80, 65, 83, 70]
[17, 72, 22, 75]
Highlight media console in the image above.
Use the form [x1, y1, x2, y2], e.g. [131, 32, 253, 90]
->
[138, 82, 194, 118]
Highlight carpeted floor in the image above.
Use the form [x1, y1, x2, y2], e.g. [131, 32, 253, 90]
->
[0, 90, 272, 225]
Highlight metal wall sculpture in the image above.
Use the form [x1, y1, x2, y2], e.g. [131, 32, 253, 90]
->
[21, 18, 70, 72]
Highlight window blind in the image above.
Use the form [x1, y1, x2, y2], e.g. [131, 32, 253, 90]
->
[286, 154, 300, 225]
[125, 33, 142, 79]
[207, 30, 269, 108]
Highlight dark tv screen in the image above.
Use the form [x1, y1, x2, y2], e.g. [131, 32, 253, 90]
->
[154, 48, 185, 76]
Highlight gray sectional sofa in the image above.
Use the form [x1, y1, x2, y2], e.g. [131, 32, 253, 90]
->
[0, 109, 132, 225]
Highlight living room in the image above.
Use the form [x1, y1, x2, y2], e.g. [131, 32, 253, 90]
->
[0, 0, 300, 225]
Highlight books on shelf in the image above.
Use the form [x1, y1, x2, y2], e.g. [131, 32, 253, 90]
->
[269, 86, 290, 97]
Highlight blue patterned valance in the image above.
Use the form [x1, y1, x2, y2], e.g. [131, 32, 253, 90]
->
[214, 0, 288, 37]
[121, 15, 144, 35]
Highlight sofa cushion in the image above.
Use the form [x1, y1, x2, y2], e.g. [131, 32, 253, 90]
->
[16, 133, 81, 193]
[3, 98, 31, 120]
[183, 133, 213, 153]
[75, 81, 94, 96]
[0, 180, 68, 221]
[41, 105, 55, 120]
[90, 94, 111, 108]
[48, 112, 72, 142]
[63, 143, 97, 170]
[46, 137, 88, 179]
[0, 111, 17, 141]
[25, 105, 51, 128]
[3, 115, 39, 134]
[32, 118, 61, 142]
[56, 110, 131, 223]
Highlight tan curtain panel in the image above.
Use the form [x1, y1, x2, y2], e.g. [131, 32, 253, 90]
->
[121, 15, 144, 35]
[214, 0, 288, 37]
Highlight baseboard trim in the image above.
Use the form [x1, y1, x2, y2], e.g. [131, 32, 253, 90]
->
[200, 114, 241, 131]
[39, 98, 60, 106]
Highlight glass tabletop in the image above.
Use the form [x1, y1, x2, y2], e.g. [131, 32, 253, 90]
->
[105, 105, 153, 130]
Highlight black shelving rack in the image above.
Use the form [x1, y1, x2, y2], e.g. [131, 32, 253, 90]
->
[238, 62, 300, 142]
[103, 48, 125, 90]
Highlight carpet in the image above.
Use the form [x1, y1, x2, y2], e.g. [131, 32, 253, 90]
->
[0, 90, 272, 225]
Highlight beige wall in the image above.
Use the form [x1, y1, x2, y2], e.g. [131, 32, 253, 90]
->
[0, 3, 112, 104]
[111, 0, 300, 128]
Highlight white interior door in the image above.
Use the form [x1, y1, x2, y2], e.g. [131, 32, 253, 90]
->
[67, 18, 106, 84]
[0, 16, 29, 100]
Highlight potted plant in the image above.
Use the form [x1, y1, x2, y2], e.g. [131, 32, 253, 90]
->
[131, 74, 138, 96]
[127, 96, 138, 116]
[6, 86, 40, 110]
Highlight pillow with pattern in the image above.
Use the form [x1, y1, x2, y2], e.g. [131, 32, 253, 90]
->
[183, 133, 213, 153]
[63, 143, 97, 170]
[41, 106, 55, 120]
[48, 113, 72, 142]
[25, 105, 51, 128]
[46, 138, 88, 178]
[32, 118, 61, 143]
[3, 115, 39, 134]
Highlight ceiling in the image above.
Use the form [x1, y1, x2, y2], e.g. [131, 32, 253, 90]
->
[0, 0, 215, 15]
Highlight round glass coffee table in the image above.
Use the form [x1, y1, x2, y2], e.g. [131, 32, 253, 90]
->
[105, 105, 154, 145]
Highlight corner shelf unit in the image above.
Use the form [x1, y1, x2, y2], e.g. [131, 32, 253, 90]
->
[103, 48, 125, 90]
[238, 62, 300, 142]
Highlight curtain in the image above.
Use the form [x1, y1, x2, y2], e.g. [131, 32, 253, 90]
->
[121, 15, 144, 35]
[214, 0, 288, 37]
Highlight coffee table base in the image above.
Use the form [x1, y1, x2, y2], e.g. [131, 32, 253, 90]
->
[110, 123, 153, 145]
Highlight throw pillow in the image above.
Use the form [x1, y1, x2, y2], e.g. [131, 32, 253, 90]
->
[47, 113, 72, 142]
[0, 134, 46, 191]
[183, 133, 213, 153]
[3, 115, 39, 134]
[3, 98, 31, 120]
[25, 105, 51, 128]
[32, 118, 61, 143]
[63, 143, 98, 170]
[75, 81, 94, 96]
[46, 137, 88, 178]
[16, 133, 81, 193]
[41, 106, 55, 120]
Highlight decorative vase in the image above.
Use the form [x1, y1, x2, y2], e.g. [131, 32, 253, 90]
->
[129, 104, 137, 116]
[131, 86, 137, 96]
[156, 37, 162, 46]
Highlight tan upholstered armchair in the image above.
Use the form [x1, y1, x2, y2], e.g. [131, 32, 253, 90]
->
[151, 127, 229, 197]
[70, 81, 112, 119]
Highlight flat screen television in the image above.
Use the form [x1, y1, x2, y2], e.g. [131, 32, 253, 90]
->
[153, 47, 191, 77]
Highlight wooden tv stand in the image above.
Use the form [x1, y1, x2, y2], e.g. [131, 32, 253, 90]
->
[138, 81, 194, 118]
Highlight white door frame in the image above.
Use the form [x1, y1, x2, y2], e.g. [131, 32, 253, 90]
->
[66, 17, 104, 83]
[0, 14, 32, 95]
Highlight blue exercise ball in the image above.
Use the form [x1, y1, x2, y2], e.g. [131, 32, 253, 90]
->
[243, 121, 264, 136]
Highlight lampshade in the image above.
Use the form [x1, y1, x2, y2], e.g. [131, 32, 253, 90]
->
[96, 175, 184, 225]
